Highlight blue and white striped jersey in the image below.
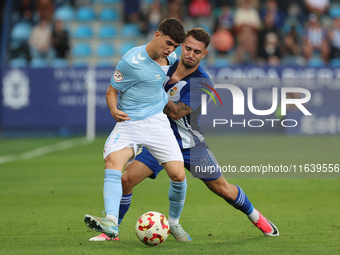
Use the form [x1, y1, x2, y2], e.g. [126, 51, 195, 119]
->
[164, 60, 213, 149]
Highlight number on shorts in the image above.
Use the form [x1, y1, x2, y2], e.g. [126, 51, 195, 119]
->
[114, 134, 120, 143]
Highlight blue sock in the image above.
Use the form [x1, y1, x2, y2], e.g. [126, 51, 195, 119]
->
[118, 193, 132, 225]
[103, 169, 122, 219]
[226, 185, 254, 215]
[168, 178, 187, 219]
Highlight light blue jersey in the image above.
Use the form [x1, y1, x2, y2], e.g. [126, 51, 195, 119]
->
[110, 45, 176, 121]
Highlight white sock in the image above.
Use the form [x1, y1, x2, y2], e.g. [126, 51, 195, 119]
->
[247, 209, 260, 223]
[106, 214, 118, 225]
[168, 216, 179, 226]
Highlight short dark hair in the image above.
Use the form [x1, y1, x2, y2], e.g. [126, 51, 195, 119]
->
[185, 28, 211, 48]
[157, 18, 185, 44]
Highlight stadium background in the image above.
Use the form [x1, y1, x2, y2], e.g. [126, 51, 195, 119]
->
[1, 0, 340, 137]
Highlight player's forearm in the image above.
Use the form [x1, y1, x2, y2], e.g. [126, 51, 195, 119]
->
[106, 85, 130, 121]
[164, 100, 191, 120]
[106, 85, 119, 115]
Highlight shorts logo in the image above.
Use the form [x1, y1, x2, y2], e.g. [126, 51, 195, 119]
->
[169, 87, 178, 97]
[136, 146, 144, 155]
[113, 70, 123, 82]
[200, 154, 212, 166]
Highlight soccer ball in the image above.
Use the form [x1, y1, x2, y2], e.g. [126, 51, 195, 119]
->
[135, 211, 170, 246]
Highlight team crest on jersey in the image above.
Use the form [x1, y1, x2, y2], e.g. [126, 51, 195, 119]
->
[169, 87, 178, 97]
[113, 70, 123, 82]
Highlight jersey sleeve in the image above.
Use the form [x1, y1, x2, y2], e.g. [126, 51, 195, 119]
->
[110, 59, 139, 92]
[179, 77, 214, 111]
[167, 52, 177, 66]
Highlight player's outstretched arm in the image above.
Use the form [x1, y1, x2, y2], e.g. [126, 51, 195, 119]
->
[106, 85, 131, 122]
[164, 100, 192, 120]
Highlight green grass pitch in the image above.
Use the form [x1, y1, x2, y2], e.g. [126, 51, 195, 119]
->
[0, 135, 339, 255]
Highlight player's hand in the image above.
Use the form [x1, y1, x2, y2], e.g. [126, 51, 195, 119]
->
[111, 109, 131, 122]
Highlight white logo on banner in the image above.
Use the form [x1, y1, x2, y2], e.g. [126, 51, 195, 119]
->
[2, 69, 30, 110]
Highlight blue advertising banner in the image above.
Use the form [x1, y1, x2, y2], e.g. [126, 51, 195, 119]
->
[1, 67, 115, 134]
[1, 66, 340, 135]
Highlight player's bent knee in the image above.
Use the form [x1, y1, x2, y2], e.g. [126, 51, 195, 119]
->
[169, 171, 186, 182]
[104, 155, 125, 171]
[104, 160, 114, 170]
[167, 167, 186, 182]
[163, 161, 186, 182]
[121, 173, 134, 194]
[104, 148, 134, 171]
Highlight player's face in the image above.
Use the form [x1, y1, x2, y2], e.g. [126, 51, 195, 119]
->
[180, 36, 208, 68]
[155, 32, 180, 58]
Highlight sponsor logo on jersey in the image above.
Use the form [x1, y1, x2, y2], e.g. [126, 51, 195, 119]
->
[113, 70, 123, 82]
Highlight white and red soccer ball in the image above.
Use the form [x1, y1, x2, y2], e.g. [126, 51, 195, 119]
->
[135, 211, 170, 246]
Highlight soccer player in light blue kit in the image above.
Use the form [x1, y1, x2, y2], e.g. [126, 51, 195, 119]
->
[89, 28, 279, 242]
[84, 18, 188, 239]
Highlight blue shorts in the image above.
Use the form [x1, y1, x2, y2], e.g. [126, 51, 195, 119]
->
[135, 142, 222, 181]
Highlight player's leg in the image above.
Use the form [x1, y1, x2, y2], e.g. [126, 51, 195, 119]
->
[85, 122, 141, 239]
[202, 177, 256, 217]
[162, 160, 187, 220]
[89, 159, 153, 241]
[134, 154, 191, 242]
[160, 160, 187, 234]
[144, 112, 190, 241]
[104, 148, 134, 223]
[84, 148, 134, 238]
[147, 149, 189, 239]
[120, 146, 166, 225]
[202, 176, 237, 200]
[159, 151, 188, 241]
[202, 177, 279, 236]
[187, 143, 279, 236]
[161, 161, 191, 241]
[162, 161, 186, 181]
[120, 161, 154, 220]
[126, 147, 191, 242]
[89, 147, 164, 241]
